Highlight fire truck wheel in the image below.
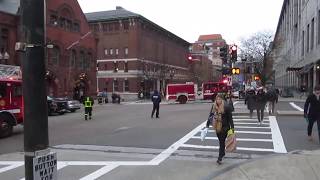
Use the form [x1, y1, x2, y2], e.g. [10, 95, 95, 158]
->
[178, 95, 187, 104]
[0, 114, 13, 138]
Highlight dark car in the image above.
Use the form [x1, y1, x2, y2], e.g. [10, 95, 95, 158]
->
[56, 97, 81, 112]
[47, 96, 68, 115]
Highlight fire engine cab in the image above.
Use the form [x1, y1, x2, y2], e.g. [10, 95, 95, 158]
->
[202, 81, 231, 101]
[0, 65, 23, 138]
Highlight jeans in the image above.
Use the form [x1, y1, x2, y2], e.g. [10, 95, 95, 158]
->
[217, 131, 228, 161]
[257, 109, 264, 122]
[307, 118, 320, 142]
[151, 104, 160, 118]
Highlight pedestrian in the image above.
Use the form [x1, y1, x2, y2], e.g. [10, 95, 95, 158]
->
[255, 87, 267, 125]
[209, 94, 234, 165]
[102, 88, 108, 103]
[83, 94, 94, 120]
[304, 85, 320, 142]
[300, 84, 307, 99]
[245, 87, 256, 118]
[266, 88, 278, 115]
[151, 90, 161, 118]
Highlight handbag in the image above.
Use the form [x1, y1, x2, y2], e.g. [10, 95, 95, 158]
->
[226, 133, 237, 152]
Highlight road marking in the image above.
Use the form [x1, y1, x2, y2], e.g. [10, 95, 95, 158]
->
[233, 119, 269, 122]
[207, 130, 271, 134]
[269, 116, 287, 153]
[180, 144, 274, 152]
[191, 136, 273, 142]
[0, 162, 23, 173]
[79, 165, 120, 180]
[235, 122, 269, 125]
[149, 121, 207, 165]
[234, 126, 270, 129]
[289, 102, 304, 112]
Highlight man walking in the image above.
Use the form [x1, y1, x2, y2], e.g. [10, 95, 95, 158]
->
[304, 85, 320, 142]
[245, 88, 256, 118]
[151, 90, 161, 118]
[256, 87, 267, 125]
[83, 95, 94, 120]
[266, 88, 278, 115]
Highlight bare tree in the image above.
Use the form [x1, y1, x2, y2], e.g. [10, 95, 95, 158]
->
[240, 31, 275, 86]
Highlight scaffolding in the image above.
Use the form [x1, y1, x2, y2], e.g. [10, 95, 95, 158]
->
[0, 64, 22, 80]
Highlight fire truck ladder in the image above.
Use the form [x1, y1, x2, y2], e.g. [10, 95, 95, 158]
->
[0, 64, 22, 80]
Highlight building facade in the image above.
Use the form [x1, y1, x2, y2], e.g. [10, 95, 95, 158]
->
[273, 0, 320, 92]
[86, 7, 191, 100]
[193, 34, 226, 81]
[0, 0, 97, 98]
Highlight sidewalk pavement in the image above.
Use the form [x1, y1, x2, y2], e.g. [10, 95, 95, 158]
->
[213, 150, 320, 180]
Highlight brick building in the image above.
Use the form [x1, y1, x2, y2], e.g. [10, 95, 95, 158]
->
[193, 34, 226, 81]
[0, 0, 97, 98]
[86, 7, 190, 100]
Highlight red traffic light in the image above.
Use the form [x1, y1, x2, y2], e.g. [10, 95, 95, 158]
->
[187, 54, 193, 61]
[231, 45, 237, 51]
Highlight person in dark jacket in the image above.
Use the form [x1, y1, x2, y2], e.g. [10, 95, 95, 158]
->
[266, 88, 278, 115]
[245, 88, 256, 118]
[304, 85, 320, 142]
[151, 90, 161, 118]
[209, 94, 234, 165]
[256, 87, 267, 125]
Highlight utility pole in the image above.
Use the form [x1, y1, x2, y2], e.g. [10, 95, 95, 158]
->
[20, 0, 49, 179]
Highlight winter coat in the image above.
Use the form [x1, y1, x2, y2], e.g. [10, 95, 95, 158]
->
[255, 91, 267, 110]
[207, 104, 234, 132]
[245, 90, 256, 110]
[266, 89, 278, 103]
[304, 94, 320, 119]
[151, 90, 161, 105]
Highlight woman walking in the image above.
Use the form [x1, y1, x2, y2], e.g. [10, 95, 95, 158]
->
[256, 87, 267, 125]
[209, 94, 234, 165]
[245, 88, 256, 118]
[304, 85, 320, 142]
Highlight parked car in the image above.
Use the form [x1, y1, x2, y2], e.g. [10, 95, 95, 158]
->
[55, 97, 81, 112]
[47, 96, 68, 115]
[47, 96, 58, 116]
[281, 88, 294, 98]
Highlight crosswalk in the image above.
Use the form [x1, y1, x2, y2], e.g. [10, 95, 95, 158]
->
[178, 101, 287, 154]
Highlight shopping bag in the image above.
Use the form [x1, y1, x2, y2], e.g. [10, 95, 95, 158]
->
[225, 134, 237, 152]
[200, 128, 208, 141]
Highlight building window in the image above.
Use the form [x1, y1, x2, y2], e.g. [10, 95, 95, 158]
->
[102, 23, 108, 32]
[104, 64, 107, 70]
[307, 24, 310, 52]
[124, 80, 129, 91]
[86, 53, 93, 69]
[50, 15, 58, 26]
[51, 46, 60, 65]
[115, 48, 119, 55]
[108, 24, 113, 31]
[66, 19, 72, 31]
[113, 79, 118, 91]
[104, 49, 108, 55]
[302, 30, 305, 56]
[110, 48, 113, 55]
[113, 62, 118, 72]
[124, 62, 128, 72]
[73, 22, 80, 32]
[59, 17, 66, 29]
[311, 18, 315, 50]
[123, 21, 129, 30]
[79, 51, 85, 70]
[70, 50, 76, 67]
[124, 47, 128, 55]
[114, 23, 120, 31]
[93, 24, 99, 32]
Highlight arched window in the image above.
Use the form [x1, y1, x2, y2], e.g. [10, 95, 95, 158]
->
[79, 51, 85, 70]
[70, 50, 76, 67]
[51, 46, 60, 65]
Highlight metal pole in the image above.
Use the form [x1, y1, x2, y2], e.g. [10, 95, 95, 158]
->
[20, 0, 49, 179]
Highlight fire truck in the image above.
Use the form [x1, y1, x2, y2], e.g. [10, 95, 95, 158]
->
[202, 81, 231, 101]
[0, 65, 23, 138]
[166, 82, 196, 104]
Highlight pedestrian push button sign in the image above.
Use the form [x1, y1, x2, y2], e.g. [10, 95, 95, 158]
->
[33, 152, 57, 180]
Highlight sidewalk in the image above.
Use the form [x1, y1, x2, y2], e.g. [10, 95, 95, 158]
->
[213, 150, 320, 180]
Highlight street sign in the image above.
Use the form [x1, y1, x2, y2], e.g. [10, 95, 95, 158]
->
[33, 152, 57, 180]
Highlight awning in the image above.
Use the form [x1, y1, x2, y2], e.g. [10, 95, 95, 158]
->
[300, 63, 314, 74]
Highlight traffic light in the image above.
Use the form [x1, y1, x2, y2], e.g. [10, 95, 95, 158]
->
[254, 75, 260, 81]
[231, 68, 240, 75]
[220, 46, 228, 63]
[230, 45, 237, 62]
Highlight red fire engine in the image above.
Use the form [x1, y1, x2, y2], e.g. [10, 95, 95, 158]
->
[202, 81, 231, 101]
[0, 65, 23, 138]
[166, 82, 196, 104]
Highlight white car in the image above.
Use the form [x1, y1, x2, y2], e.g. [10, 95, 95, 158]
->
[232, 91, 239, 98]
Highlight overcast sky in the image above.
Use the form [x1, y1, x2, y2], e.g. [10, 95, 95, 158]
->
[78, 0, 283, 44]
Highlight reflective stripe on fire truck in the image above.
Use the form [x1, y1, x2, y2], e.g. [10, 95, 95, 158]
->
[0, 109, 21, 114]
